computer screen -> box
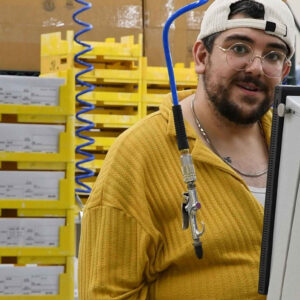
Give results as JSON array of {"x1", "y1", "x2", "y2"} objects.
[{"x1": 259, "y1": 85, "x2": 300, "y2": 299}]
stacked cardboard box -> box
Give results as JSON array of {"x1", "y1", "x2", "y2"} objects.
[{"x1": 0, "y1": 0, "x2": 210, "y2": 71}]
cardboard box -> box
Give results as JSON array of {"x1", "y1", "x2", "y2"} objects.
[
  {"x1": 0, "y1": 0, "x2": 214, "y2": 70},
  {"x1": 0, "y1": 0, "x2": 143, "y2": 71},
  {"x1": 144, "y1": 0, "x2": 210, "y2": 30},
  {"x1": 143, "y1": 0, "x2": 209, "y2": 66},
  {"x1": 144, "y1": 27, "x2": 199, "y2": 67}
]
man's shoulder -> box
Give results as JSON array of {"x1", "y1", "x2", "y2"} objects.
[{"x1": 113, "y1": 108, "x2": 169, "y2": 150}]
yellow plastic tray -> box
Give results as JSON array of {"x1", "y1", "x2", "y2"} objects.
[
  {"x1": 75, "y1": 175, "x2": 97, "y2": 193},
  {"x1": 0, "y1": 70, "x2": 75, "y2": 120},
  {"x1": 75, "y1": 88, "x2": 141, "y2": 106},
  {"x1": 41, "y1": 31, "x2": 142, "y2": 59},
  {"x1": 0, "y1": 256, "x2": 74, "y2": 300},
  {"x1": 75, "y1": 68, "x2": 142, "y2": 84},
  {"x1": 76, "y1": 107, "x2": 140, "y2": 128},
  {"x1": 76, "y1": 153, "x2": 105, "y2": 172},
  {"x1": 0, "y1": 163, "x2": 75, "y2": 210},
  {"x1": 76, "y1": 133, "x2": 117, "y2": 151},
  {"x1": 0, "y1": 210, "x2": 75, "y2": 257},
  {"x1": 0, "y1": 117, "x2": 75, "y2": 163},
  {"x1": 41, "y1": 31, "x2": 142, "y2": 75},
  {"x1": 143, "y1": 59, "x2": 198, "y2": 85}
]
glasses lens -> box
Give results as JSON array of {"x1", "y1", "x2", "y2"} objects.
[
  {"x1": 262, "y1": 51, "x2": 286, "y2": 77},
  {"x1": 226, "y1": 43, "x2": 252, "y2": 71}
]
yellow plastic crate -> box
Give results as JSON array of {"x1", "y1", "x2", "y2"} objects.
[
  {"x1": 42, "y1": 68, "x2": 142, "y2": 87},
  {"x1": 41, "y1": 31, "x2": 142, "y2": 59},
  {"x1": 76, "y1": 107, "x2": 141, "y2": 128},
  {"x1": 40, "y1": 70, "x2": 142, "y2": 107},
  {"x1": 76, "y1": 136, "x2": 116, "y2": 151},
  {"x1": 41, "y1": 31, "x2": 143, "y2": 74},
  {"x1": 75, "y1": 175, "x2": 97, "y2": 193},
  {"x1": 142, "y1": 85, "x2": 169, "y2": 105},
  {"x1": 76, "y1": 130, "x2": 118, "y2": 151},
  {"x1": 0, "y1": 210, "x2": 75, "y2": 257},
  {"x1": 0, "y1": 117, "x2": 75, "y2": 163},
  {"x1": 76, "y1": 153, "x2": 105, "y2": 173},
  {"x1": 0, "y1": 163, "x2": 75, "y2": 210},
  {"x1": 75, "y1": 88, "x2": 141, "y2": 106},
  {"x1": 0, "y1": 256, "x2": 74, "y2": 299},
  {"x1": 0, "y1": 70, "x2": 75, "y2": 121},
  {"x1": 75, "y1": 68, "x2": 142, "y2": 84},
  {"x1": 140, "y1": 103, "x2": 161, "y2": 118},
  {"x1": 144, "y1": 61, "x2": 198, "y2": 86}
]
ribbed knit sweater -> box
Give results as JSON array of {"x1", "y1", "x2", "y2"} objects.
[{"x1": 78, "y1": 90, "x2": 271, "y2": 300}]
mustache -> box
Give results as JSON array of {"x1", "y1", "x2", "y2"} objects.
[{"x1": 231, "y1": 74, "x2": 268, "y2": 91}]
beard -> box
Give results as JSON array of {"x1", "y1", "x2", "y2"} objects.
[{"x1": 203, "y1": 65, "x2": 273, "y2": 125}]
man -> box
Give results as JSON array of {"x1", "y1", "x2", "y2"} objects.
[{"x1": 78, "y1": 0, "x2": 296, "y2": 299}]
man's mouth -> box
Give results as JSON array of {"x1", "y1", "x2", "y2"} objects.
[{"x1": 236, "y1": 82, "x2": 261, "y2": 92}]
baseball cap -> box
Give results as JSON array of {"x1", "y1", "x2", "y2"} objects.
[{"x1": 197, "y1": 0, "x2": 296, "y2": 58}]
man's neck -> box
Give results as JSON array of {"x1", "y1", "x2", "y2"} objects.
[
  {"x1": 181, "y1": 88, "x2": 260, "y2": 140},
  {"x1": 180, "y1": 90, "x2": 269, "y2": 188}
]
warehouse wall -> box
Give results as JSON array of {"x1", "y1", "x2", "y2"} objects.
[
  {"x1": 0, "y1": 0, "x2": 298, "y2": 71},
  {"x1": 0, "y1": 0, "x2": 208, "y2": 71}
]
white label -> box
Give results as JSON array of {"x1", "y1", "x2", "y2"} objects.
[
  {"x1": 0, "y1": 76, "x2": 65, "y2": 106},
  {"x1": 0, "y1": 266, "x2": 64, "y2": 295},
  {"x1": 0, "y1": 123, "x2": 64, "y2": 153},
  {"x1": 0, "y1": 218, "x2": 65, "y2": 247},
  {"x1": 0, "y1": 171, "x2": 64, "y2": 200}
]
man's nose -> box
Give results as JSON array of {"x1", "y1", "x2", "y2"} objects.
[{"x1": 245, "y1": 56, "x2": 264, "y2": 76}]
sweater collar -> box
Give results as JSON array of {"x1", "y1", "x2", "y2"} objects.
[{"x1": 161, "y1": 91, "x2": 273, "y2": 182}]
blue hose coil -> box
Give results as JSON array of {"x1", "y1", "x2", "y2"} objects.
[
  {"x1": 162, "y1": 0, "x2": 209, "y2": 106},
  {"x1": 73, "y1": 0, "x2": 95, "y2": 194}
]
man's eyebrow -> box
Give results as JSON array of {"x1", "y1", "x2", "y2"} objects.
[
  {"x1": 266, "y1": 43, "x2": 288, "y2": 54},
  {"x1": 223, "y1": 34, "x2": 254, "y2": 44}
]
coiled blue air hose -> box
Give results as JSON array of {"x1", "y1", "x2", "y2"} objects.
[
  {"x1": 162, "y1": 0, "x2": 210, "y2": 259},
  {"x1": 72, "y1": 0, "x2": 95, "y2": 195}
]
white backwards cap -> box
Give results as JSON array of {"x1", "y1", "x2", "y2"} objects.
[{"x1": 198, "y1": 0, "x2": 296, "y2": 58}]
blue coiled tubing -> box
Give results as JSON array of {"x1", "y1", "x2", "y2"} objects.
[{"x1": 72, "y1": 0, "x2": 95, "y2": 194}]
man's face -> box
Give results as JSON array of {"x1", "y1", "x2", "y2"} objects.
[{"x1": 202, "y1": 27, "x2": 290, "y2": 125}]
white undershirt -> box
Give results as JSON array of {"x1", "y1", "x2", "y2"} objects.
[{"x1": 248, "y1": 186, "x2": 266, "y2": 207}]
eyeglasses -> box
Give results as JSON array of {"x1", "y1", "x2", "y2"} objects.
[{"x1": 218, "y1": 43, "x2": 291, "y2": 78}]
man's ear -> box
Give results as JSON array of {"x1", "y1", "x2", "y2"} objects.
[{"x1": 193, "y1": 40, "x2": 209, "y2": 75}]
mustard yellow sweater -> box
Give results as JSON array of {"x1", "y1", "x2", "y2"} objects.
[{"x1": 79, "y1": 90, "x2": 271, "y2": 300}]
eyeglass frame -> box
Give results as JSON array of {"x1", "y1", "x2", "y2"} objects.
[{"x1": 217, "y1": 42, "x2": 291, "y2": 78}]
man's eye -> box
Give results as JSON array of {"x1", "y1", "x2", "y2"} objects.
[
  {"x1": 265, "y1": 52, "x2": 284, "y2": 63},
  {"x1": 231, "y1": 44, "x2": 250, "y2": 55}
]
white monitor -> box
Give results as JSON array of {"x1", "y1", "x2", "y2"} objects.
[{"x1": 259, "y1": 85, "x2": 300, "y2": 299}]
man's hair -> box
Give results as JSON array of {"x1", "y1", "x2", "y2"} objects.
[{"x1": 202, "y1": 0, "x2": 265, "y2": 53}]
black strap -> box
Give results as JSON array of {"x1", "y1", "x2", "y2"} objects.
[{"x1": 265, "y1": 21, "x2": 276, "y2": 32}]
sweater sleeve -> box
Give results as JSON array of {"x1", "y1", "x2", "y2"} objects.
[{"x1": 78, "y1": 205, "x2": 156, "y2": 300}]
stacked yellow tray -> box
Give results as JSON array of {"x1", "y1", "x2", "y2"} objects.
[
  {"x1": 41, "y1": 32, "x2": 144, "y2": 202},
  {"x1": 0, "y1": 74, "x2": 76, "y2": 299},
  {"x1": 141, "y1": 58, "x2": 198, "y2": 116},
  {"x1": 40, "y1": 31, "x2": 198, "y2": 200}
]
